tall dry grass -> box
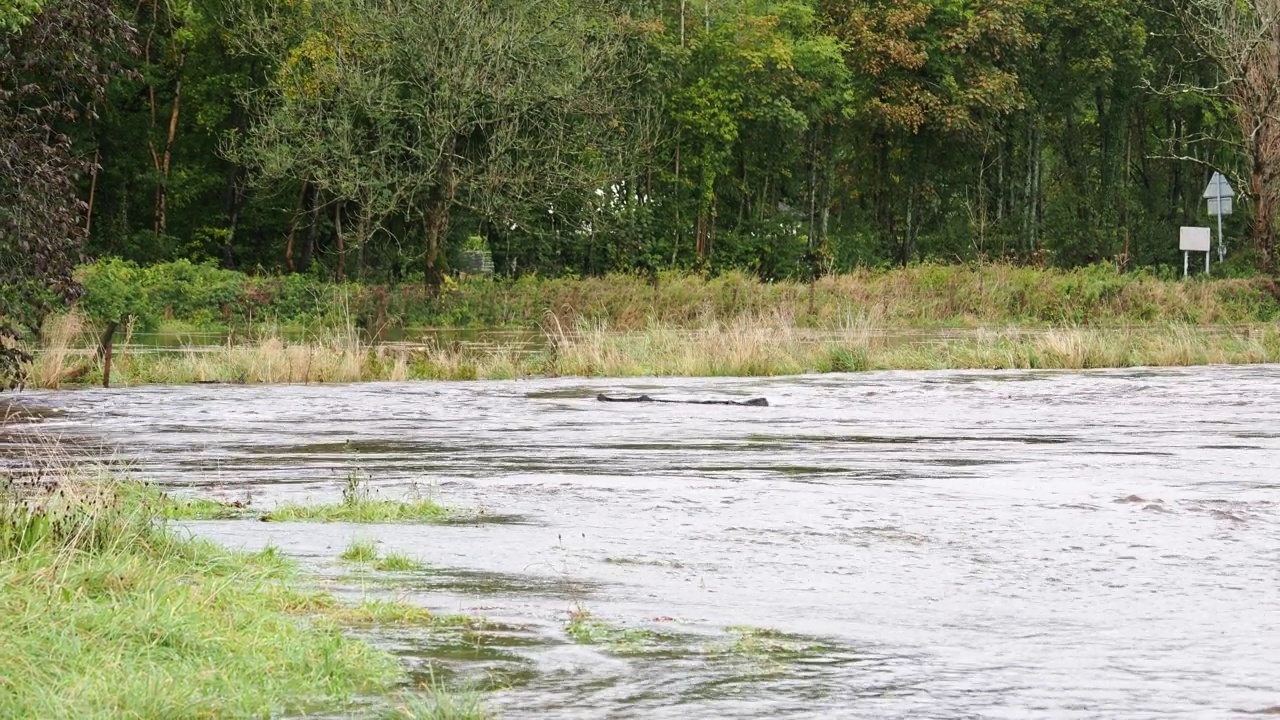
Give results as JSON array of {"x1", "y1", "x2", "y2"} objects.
[
  {"x1": 545, "y1": 317, "x2": 1280, "y2": 377},
  {"x1": 431, "y1": 264, "x2": 1280, "y2": 330},
  {"x1": 29, "y1": 313, "x2": 88, "y2": 389},
  {"x1": 25, "y1": 318, "x2": 1280, "y2": 388},
  {"x1": 23, "y1": 290, "x2": 1280, "y2": 388}
]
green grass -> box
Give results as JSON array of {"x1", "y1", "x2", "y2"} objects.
[
  {"x1": 0, "y1": 481, "x2": 397, "y2": 717},
  {"x1": 376, "y1": 552, "x2": 430, "y2": 572},
  {"x1": 338, "y1": 540, "x2": 430, "y2": 572},
  {"x1": 0, "y1": 466, "x2": 489, "y2": 719},
  {"x1": 261, "y1": 473, "x2": 454, "y2": 524},
  {"x1": 341, "y1": 538, "x2": 381, "y2": 563},
  {"x1": 118, "y1": 482, "x2": 252, "y2": 520},
  {"x1": 263, "y1": 497, "x2": 451, "y2": 523},
  {"x1": 565, "y1": 607, "x2": 664, "y2": 654},
  {"x1": 72, "y1": 259, "x2": 1280, "y2": 332},
  {"x1": 380, "y1": 687, "x2": 490, "y2": 720},
  {"x1": 334, "y1": 600, "x2": 481, "y2": 629}
]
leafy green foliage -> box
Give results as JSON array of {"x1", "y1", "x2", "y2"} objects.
[
  {"x1": 0, "y1": 0, "x2": 134, "y2": 388},
  {"x1": 3, "y1": 0, "x2": 1279, "y2": 364},
  {"x1": 76, "y1": 258, "x2": 156, "y2": 329}
]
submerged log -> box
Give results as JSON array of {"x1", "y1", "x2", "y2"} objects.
[
  {"x1": 596, "y1": 393, "x2": 768, "y2": 407},
  {"x1": 194, "y1": 373, "x2": 248, "y2": 385}
]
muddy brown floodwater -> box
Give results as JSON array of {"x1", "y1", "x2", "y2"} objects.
[{"x1": 8, "y1": 366, "x2": 1280, "y2": 718}]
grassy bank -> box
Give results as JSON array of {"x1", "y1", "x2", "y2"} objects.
[
  {"x1": 20, "y1": 261, "x2": 1280, "y2": 387},
  {"x1": 77, "y1": 259, "x2": 1280, "y2": 333},
  {"x1": 0, "y1": 458, "x2": 485, "y2": 718},
  {"x1": 26, "y1": 316, "x2": 1280, "y2": 388}
]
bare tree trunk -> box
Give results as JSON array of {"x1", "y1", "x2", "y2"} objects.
[
  {"x1": 301, "y1": 196, "x2": 318, "y2": 272},
  {"x1": 99, "y1": 321, "x2": 118, "y2": 389},
  {"x1": 156, "y1": 59, "x2": 185, "y2": 236},
  {"x1": 86, "y1": 149, "x2": 100, "y2": 236},
  {"x1": 1250, "y1": 154, "x2": 1278, "y2": 273},
  {"x1": 1176, "y1": 0, "x2": 1280, "y2": 273},
  {"x1": 357, "y1": 212, "x2": 368, "y2": 280},
  {"x1": 425, "y1": 190, "x2": 449, "y2": 293},
  {"x1": 1032, "y1": 119, "x2": 1042, "y2": 252},
  {"x1": 334, "y1": 202, "x2": 346, "y2": 282},
  {"x1": 145, "y1": 0, "x2": 160, "y2": 234},
  {"x1": 222, "y1": 165, "x2": 243, "y2": 267},
  {"x1": 284, "y1": 181, "x2": 308, "y2": 271},
  {"x1": 1024, "y1": 120, "x2": 1034, "y2": 251},
  {"x1": 695, "y1": 213, "x2": 708, "y2": 261},
  {"x1": 808, "y1": 126, "x2": 819, "y2": 249}
]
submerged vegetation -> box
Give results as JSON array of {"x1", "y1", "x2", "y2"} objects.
[
  {"x1": 0, "y1": 450, "x2": 485, "y2": 718},
  {"x1": 261, "y1": 473, "x2": 451, "y2": 523},
  {"x1": 263, "y1": 498, "x2": 451, "y2": 523},
  {"x1": 564, "y1": 605, "x2": 840, "y2": 682}
]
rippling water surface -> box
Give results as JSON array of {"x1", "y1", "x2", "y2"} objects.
[{"x1": 8, "y1": 366, "x2": 1280, "y2": 718}]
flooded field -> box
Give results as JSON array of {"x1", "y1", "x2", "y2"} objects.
[{"x1": 6, "y1": 366, "x2": 1280, "y2": 718}]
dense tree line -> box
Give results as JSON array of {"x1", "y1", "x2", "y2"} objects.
[{"x1": 3, "y1": 0, "x2": 1280, "y2": 313}]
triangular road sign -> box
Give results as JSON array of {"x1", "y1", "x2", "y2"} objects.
[{"x1": 1203, "y1": 172, "x2": 1234, "y2": 199}]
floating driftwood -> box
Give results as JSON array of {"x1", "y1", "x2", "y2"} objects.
[{"x1": 597, "y1": 393, "x2": 768, "y2": 407}]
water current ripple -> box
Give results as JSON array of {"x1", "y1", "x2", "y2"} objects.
[{"x1": 3, "y1": 365, "x2": 1279, "y2": 718}]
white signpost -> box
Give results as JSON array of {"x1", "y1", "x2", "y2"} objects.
[
  {"x1": 1203, "y1": 171, "x2": 1234, "y2": 262},
  {"x1": 1180, "y1": 226, "x2": 1211, "y2": 278}
]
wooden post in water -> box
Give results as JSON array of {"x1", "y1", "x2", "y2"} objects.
[{"x1": 100, "y1": 321, "x2": 118, "y2": 389}]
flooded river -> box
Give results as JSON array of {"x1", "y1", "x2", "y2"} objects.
[{"x1": 8, "y1": 366, "x2": 1280, "y2": 718}]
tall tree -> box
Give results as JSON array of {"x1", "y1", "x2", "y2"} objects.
[
  {"x1": 0, "y1": 0, "x2": 133, "y2": 388},
  {"x1": 1176, "y1": 0, "x2": 1280, "y2": 273},
  {"x1": 233, "y1": 0, "x2": 653, "y2": 289}
]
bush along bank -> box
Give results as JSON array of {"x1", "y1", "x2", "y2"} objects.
[{"x1": 71, "y1": 259, "x2": 1280, "y2": 334}]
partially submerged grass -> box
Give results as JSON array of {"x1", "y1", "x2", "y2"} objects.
[
  {"x1": 341, "y1": 537, "x2": 381, "y2": 563},
  {"x1": 265, "y1": 497, "x2": 451, "y2": 523},
  {"x1": 263, "y1": 471, "x2": 452, "y2": 524},
  {"x1": 376, "y1": 552, "x2": 430, "y2": 572},
  {"x1": 0, "y1": 440, "x2": 488, "y2": 718},
  {"x1": 565, "y1": 606, "x2": 665, "y2": 655},
  {"x1": 117, "y1": 482, "x2": 253, "y2": 520},
  {"x1": 563, "y1": 606, "x2": 840, "y2": 685},
  {"x1": 380, "y1": 685, "x2": 491, "y2": 720},
  {"x1": 338, "y1": 538, "x2": 431, "y2": 573},
  {"x1": 549, "y1": 317, "x2": 1280, "y2": 377}
]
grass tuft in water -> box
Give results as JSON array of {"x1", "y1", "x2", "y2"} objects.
[
  {"x1": 262, "y1": 472, "x2": 451, "y2": 524},
  {"x1": 265, "y1": 498, "x2": 450, "y2": 523},
  {"x1": 565, "y1": 605, "x2": 663, "y2": 654},
  {"x1": 130, "y1": 485, "x2": 252, "y2": 520},
  {"x1": 330, "y1": 600, "x2": 482, "y2": 629},
  {"x1": 381, "y1": 685, "x2": 490, "y2": 720},
  {"x1": 375, "y1": 552, "x2": 429, "y2": 572},
  {"x1": 340, "y1": 538, "x2": 380, "y2": 563}
]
